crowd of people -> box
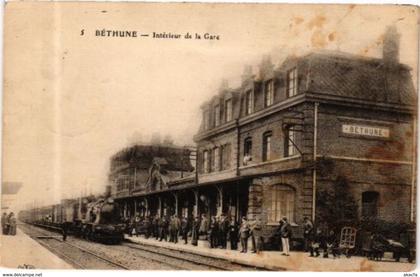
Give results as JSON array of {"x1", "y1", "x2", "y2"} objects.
[
  {"x1": 123, "y1": 213, "x2": 294, "y2": 256},
  {"x1": 1, "y1": 212, "x2": 17, "y2": 236},
  {"x1": 123, "y1": 213, "x2": 359, "y2": 259}
]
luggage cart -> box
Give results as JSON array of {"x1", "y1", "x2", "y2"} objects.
[{"x1": 339, "y1": 227, "x2": 357, "y2": 258}]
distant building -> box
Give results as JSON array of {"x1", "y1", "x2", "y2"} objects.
[
  {"x1": 2, "y1": 182, "x2": 23, "y2": 212},
  {"x1": 109, "y1": 144, "x2": 196, "y2": 218}
]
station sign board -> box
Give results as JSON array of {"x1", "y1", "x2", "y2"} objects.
[{"x1": 342, "y1": 124, "x2": 390, "y2": 138}]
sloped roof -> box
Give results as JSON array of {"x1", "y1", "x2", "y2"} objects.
[
  {"x1": 2, "y1": 182, "x2": 23, "y2": 195},
  {"x1": 111, "y1": 145, "x2": 194, "y2": 172},
  {"x1": 303, "y1": 51, "x2": 416, "y2": 106}
]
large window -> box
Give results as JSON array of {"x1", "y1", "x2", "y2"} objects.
[
  {"x1": 285, "y1": 127, "x2": 297, "y2": 157},
  {"x1": 246, "y1": 90, "x2": 254, "y2": 115},
  {"x1": 203, "y1": 110, "x2": 210, "y2": 130},
  {"x1": 287, "y1": 68, "x2": 298, "y2": 97},
  {"x1": 362, "y1": 191, "x2": 379, "y2": 218},
  {"x1": 214, "y1": 105, "x2": 220, "y2": 127},
  {"x1": 264, "y1": 80, "x2": 274, "y2": 107},
  {"x1": 262, "y1": 131, "x2": 272, "y2": 162},
  {"x1": 203, "y1": 150, "x2": 209, "y2": 173},
  {"x1": 221, "y1": 144, "x2": 231, "y2": 170},
  {"x1": 213, "y1": 147, "x2": 220, "y2": 171},
  {"x1": 243, "y1": 137, "x2": 253, "y2": 165},
  {"x1": 271, "y1": 185, "x2": 295, "y2": 223},
  {"x1": 225, "y1": 99, "x2": 233, "y2": 122}
]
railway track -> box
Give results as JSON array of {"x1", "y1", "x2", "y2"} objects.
[
  {"x1": 21, "y1": 223, "x2": 263, "y2": 270},
  {"x1": 123, "y1": 241, "x2": 263, "y2": 271},
  {"x1": 20, "y1": 224, "x2": 129, "y2": 270}
]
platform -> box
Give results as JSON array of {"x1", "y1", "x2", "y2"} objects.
[
  {"x1": 0, "y1": 225, "x2": 73, "y2": 269},
  {"x1": 125, "y1": 235, "x2": 416, "y2": 271}
]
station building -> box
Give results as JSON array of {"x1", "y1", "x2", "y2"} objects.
[{"x1": 111, "y1": 26, "x2": 416, "y2": 240}]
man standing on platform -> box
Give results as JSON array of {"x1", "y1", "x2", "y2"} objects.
[
  {"x1": 199, "y1": 213, "x2": 209, "y2": 239},
  {"x1": 153, "y1": 215, "x2": 160, "y2": 240},
  {"x1": 208, "y1": 216, "x2": 218, "y2": 248},
  {"x1": 172, "y1": 215, "x2": 181, "y2": 243},
  {"x1": 280, "y1": 217, "x2": 292, "y2": 256},
  {"x1": 180, "y1": 216, "x2": 189, "y2": 244},
  {"x1": 228, "y1": 217, "x2": 239, "y2": 250},
  {"x1": 303, "y1": 217, "x2": 314, "y2": 252},
  {"x1": 250, "y1": 217, "x2": 263, "y2": 253},
  {"x1": 239, "y1": 217, "x2": 250, "y2": 253},
  {"x1": 191, "y1": 216, "x2": 200, "y2": 246},
  {"x1": 1, "y1": 212, "x2": 7, "y2": 235},
  {"x1": 159, "y1": 215, "x2": 168, "y2": 241},
  {"x1": 218, "y1": 214, "x2": 229, "y2": 249},
  {"x1": 62, "y1": 221, "x2": 69, "y2": 241},
  {"x1": 8, "y1": 212, "x2": 16, "y2": 236}
]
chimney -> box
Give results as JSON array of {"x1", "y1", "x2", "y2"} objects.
[
  {"x1": 219, "y1": 79, "x2": 229, "y2": 91},
  {"x1": 241, "y1": 65, "x2": 253, "y2": 83},
  {"x1": 383, "y1": 25, "x2": 400, "y2": 67},
  {"x1": 259, "y1": 55, "x2": 274, "y2": 79}
]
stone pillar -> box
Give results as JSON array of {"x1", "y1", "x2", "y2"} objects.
[
  {"x1": 248, "y1": 179, "x2": 263, "y2": 220},
  {"x1": 193, "y1": 190, "x2": 199, "y2": 217},
  {"x1": 145, "y1": 198, "x2": 149, "y2": 216},
  {"x1": 216, "y1": 186, "x2": 223, "y2": 216},
  {"x1": 173, "y1": 192, "x2": 179, "y2": 216},
  {"x1": 158, "y1": 196, "x2": 162, "y2": 217},
  {"x1": 134, "y1": 199, "x2": 137, "y2": 216}
]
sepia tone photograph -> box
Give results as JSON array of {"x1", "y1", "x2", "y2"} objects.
[{"x1": 1, "y1": 2, "x2": 418, "y2": 272}]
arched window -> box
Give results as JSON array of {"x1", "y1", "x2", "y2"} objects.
[
  {"x1": 362, "y1": 191, "x2": 379, "y2": 218},
  {"x1": 262, "y1": 131, "x2": 272, "y2": 161},
  {"x1": 203, "y1": 150, "x2": 209, "y2": 173},
  {"x1": 243, "y1": 137, "x2": 252, "y2": 165},
  {"x1": 270, "y1": 184, "x2": 295, "y2": 223},
  {"x1": 284, "y1": 125, "x2": 297, "y2": 157}
]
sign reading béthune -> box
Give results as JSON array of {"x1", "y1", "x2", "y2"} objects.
[{"x1": 342, "y1": 124, "x2": 390, "y2": 138}]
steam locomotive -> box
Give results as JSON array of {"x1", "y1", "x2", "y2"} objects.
[{"x1": 18, "y1": 196, "x2": 125, "y2": 244}]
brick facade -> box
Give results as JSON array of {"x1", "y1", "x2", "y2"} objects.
[{"x1": 193, "y1": 30, "x2": 416, "y2": 240}]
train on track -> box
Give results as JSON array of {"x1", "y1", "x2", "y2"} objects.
[{"x1": 18, "y1": 194, "x2": 125, "y2": 244}]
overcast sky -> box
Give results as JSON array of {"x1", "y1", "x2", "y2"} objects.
[{"x1": 3, "y1": 3, "x2": 418, "y2": 210}]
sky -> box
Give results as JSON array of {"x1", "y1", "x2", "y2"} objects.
[{"x1": 2, "y1": 3, "x2": 418, "y2": 210}]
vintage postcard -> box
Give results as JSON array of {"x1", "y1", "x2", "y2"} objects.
[{"x1": 1, "y1": 2, "x2": 418, "y2": 272}]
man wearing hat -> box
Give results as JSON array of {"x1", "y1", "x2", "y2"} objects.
[{"x1": 280, "y1": 217, "x2": 292, "y2": 256}]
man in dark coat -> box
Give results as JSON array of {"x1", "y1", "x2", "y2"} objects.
[
  {"x1": 239, "y1": 217, "x2": 250, "y2": 253},
  {"x1": 280, "y1": 217, "x2": 292, "y2": 256},
  {"x1": 143, "y1": 216, "x2": 151, "y2": 239},
  {"x1": 218, "y1": 214, "x2": 229, "y2": 249},
  {"x1": 159, "y1": 216, "x2": 168, "y2": 241},
  {"x1": 1, "y1": 212, "x2": 8, "y2": 235},
  {"x1": 208, "y1": 216, "x2": 219, "y2": 248},
  {"x1": 8, "y1": 212, "x2": 16, "y2": 236},
  {"x1": 153, "y1": 215, "x2": 160, "y2": 240},
  {"x1": 303, "y1": 217, "x2": 314, "y2": 252},
  {"x1": 62, "y1": 221, "x2": 69, "y2": 241},
  {"x1": 324, "y1": 230, "x2": 338, "y2": 258},
  {"x1": 168, "y1": 216, "x2": 174, "y2": 242},
  {"x1": 309, "y1": 228, "x2": 322, "y2": 257},
  {"x1": 250, "y1": 217, "x2": 263, "y2": 253},
  {"x1": 199, "y1": 214, "x2": 209, "y2": 239},
  {"x1": 180, "y1": 216, "x2": 190, "y2": 244},
  {"x1": 171, "y1": 215, "x2": 181, "y2": 243},
  {"x1": 191, "y1": 216, "x2": 200, "y2": 246},
  {"x1": 228, "y1": 218, "x2": 239, "y2": 250}
]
